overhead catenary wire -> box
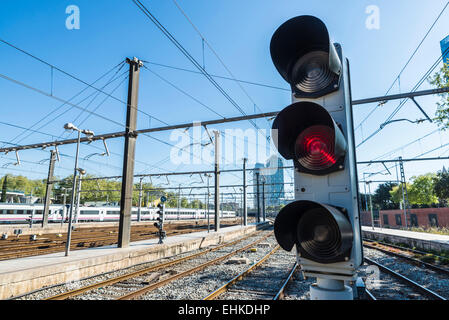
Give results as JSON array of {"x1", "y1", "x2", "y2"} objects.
[
  {"x1": 1, "y1": 29, "x2": 263, "y2": 183},
  {"x1": 142, "y1": 65, "x2": 267, "y2": 166},
  {"x1": 131, "y1": 0, "x2": 259, "y2": 130},
  {"x1": 171, "y1": 0, "x2": 267, "y2": 118},
  {"x1": 361, "y1": 140, "x2": 449, "y2": 179},
  {"x1": 356, "y1": 46, "x2": 449, "y2": 148},
  {"x1": 143, "y1": 60, "x2": 290, "y2": 92},
  {"x1": 0, "y1": 72, "x2": 127, "y2": 129},
  {"x1": 355, "y1": 1, "x2": 449, "y2": 132},
  {"x1": 0, "y1": 39, "x2": 169, "y2": 132},
  {"x1": 64, "y1": 63, "x2": 128, "y2": 132},
  {"x1": 0, "y1": 71, "x2": 238, "y2": 180},
  {"x1": 0, "y1": 63, "x2": 178, "y2": 176},
  {"x1": 0, "y1": 61, "x2": 127, "y2": 149},
  {"x1": 26, "y1": 70, "x2": 129, "y2": 143}
]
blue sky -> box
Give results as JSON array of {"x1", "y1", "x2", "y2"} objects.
[{"x1": 0, "y1": 0, "x2": 449, "y2": 200}]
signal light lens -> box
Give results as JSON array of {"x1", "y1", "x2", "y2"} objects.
[
  {"x1": 274, "y1": 200, "x2": 353, "y2": 263},
  {"x1": 295, "y1": 125, "x2": 336, "y2": 171},
  {"x1": 297, "y1": 207, "x2": 342, "y2": 263},
  {"x1": 291, "y1": 51, "x2": 338, "y2": 94}
]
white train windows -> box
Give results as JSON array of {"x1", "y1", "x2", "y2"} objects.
[{"x1": 80, "y1": 210, "x2": 99, "y2": 215}]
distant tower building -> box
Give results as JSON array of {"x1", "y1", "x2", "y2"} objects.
[
  {"x1": 441, "y1": 35, "x2": 449, "y2": 64},
  {"x1": 264, "y1": 155, "x2": 284, "y2": 207},
  {"x1": 252, "y1": 163, "x2": 264, "y2": 209}
]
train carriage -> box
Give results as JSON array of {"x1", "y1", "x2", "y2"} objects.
[{"x1": 0, "y1": 203, "x2": 236, "y2": 224}]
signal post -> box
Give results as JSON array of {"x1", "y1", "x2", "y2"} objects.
[{"x1": 270, "y1": 16, "x2": 363, "y2": 300}]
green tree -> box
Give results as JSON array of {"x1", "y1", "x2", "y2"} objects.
[
  {"x1": 390, "y1": 174, "x2": 438, "y2": 207},
  {"x1": 390, "y1": 183, "x2": 411, "y2": 205},
  {"x1": 0, "y1": 174, "x2": 46, "y2": 199},
  {"x1": 408, "y1": 173, "x2": 438, "y2": 205},
  {"x1": 429, "y1": 61, "x2": 449, "y2": 128},
  {"x1": 433, "y1": 170, "x2": 449, "y2": 201},
  {"x1": 372, "y1": 182, "x2": 397, "y2": 209}
]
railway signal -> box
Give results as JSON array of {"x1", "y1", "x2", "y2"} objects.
[
  {"x1": 154, "y1": 196, "x2": 167, "y2": 244},
  {"x1": 270, "y1": 15, "x2": 362, "y2": 300}
]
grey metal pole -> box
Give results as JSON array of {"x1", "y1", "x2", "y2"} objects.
[
  {"x1": 42, "y1": 150, "x2": 56, "y2": 227},
  {"x1": 61, "y1": 189, "x2": 66, "y2": 226},
  {"x1": 399, "y1": 157, "x2": 410, "y2": 229},
  {"x1": 243, "y1": 158, "x2": 247, "y2": 226},
  {"x1": 206, "y1": 174, "x2": 210, "y2": 233},
  {"x1": 214, "y1": 131, "x2": 220, "y2": 232},
  {"x1": 65, "y1": 130, "x2": 81, "y2": 257},
  {"x1": 256, "y1": 172, "x2": 260, "y2": 223},
  {"x1": 177, "y1": 184, "x2": 181, "y2": 220},
  {"x1": 363, "y1": 173, "x2": 369, "y2": 212},
  {"x1": 367, "y1": 182, "x2": 374, "y2": 230},
  {"x1": 262, "y1": 178, "x2": 266, "y2": 222},
  {"x1": 137, "y1": 177, "x2": 143, "y2": 222},
  {"x1": 118, "y1": 57, "x2": 142, "y2": 248},
  {"x1": 30, "y1": 209, "x2": 34, "y2": 228},
  {"x1": 241, "y1": 190, "x2": 243, "y2": 226},
  {"x1": 204, "y1": 192, "x2": 207, "y2": 224},
  {"x1": 74, "y1": 174, "x2": 82, "y2": 224}
]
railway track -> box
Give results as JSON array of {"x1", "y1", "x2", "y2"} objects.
[
  {"x1": 363, "y1": 239, "x2": 449, "y2": 267},
  {"x1": 363, "y1": 241, "x2": 449, "y2": 299},
  {"x1": 0, "y1": 220, "x2": 241, "y2": 261},
  {"x1": 27, "y1": 228, "x2": 271, "y2": 300},
  {"x1": 363, "y1": 241, "x2": 449, "y2": 276},
  {"x1": 203, "y1": 246, "x2": 299, "y2": 300},
  {"x1": 116, "y1": 232, "x2": 274, "y2": 300},
  {"x1": 363, "y1": 257, "x2": 446, "y2": 300}
]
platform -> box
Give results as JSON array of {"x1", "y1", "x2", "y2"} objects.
[
  {"x1": 0, "y1": 222, "x2": 269, "y2": 299},
  {"x1": 362, "y1": 226, "x2": 449, "y2": 253}
]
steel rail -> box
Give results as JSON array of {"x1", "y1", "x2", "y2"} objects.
[
  {"x1": 363, "y1": 242, "x2": 449, "y2": 276},
  {"x1": 116, "y1": 232, "x2": 273, "y2": 300},
  {"x1": 1, "y1": 221, "x2": 238, "y2": 261},
  {"x1": 363, "y1": 238, "x2": 449, "y2": 263},
  {"x1": 202, "y1": 245, "x2": 280, "y2": 300},
  {"x1": 44, "y1": 229, "x2": 268, "y2": 300},
  {"x1": 273, "y1": 262, "x2": 299, "y2": 300},
  {"x1": 0, "y1": 229, "x2": 194, "y2": 261},
  {"x1": 365, "y1": 288, "x2": 377, "y2": 300},
  {"x1": 364, "y1": 257, "x2": 447, "y2": 300}
]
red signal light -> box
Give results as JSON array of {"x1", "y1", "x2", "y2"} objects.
[{"x1": 295, "y1": 125, "x2": 337, "y2": 171}]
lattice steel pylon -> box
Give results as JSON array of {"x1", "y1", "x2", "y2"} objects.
[{"x1": 399, "y1": 157, "x2": 410, "y2": 228}]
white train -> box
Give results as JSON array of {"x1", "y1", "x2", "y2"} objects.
[{"x1": 0, "y1": 203, "x2": 237, "y2": 224}]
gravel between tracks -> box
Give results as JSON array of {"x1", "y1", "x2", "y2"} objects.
[
  {"x1": 363, "y1": 247, "x2": 449, "y2": 299},
  {"x1": 136, "y1": 236, "x2": 279, "y2": 300},
  {"x1": 16, "y1": 229, "x2": 271, "y2": 300},
  {"x1": 216, "y1": 248, "x2": 297, "y2": 300}
]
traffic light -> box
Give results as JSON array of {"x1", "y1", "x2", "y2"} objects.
[
  {"x1": 270, "y1": 15, "x2": 362, "y2": 300},
  {"x1": 154, "y1": 197, "x2": 166, "y2": 244}
]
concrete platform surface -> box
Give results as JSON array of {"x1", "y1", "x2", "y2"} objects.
[
  {"x1": 0, "y1": 222, "x2": 268, "y2": 299},
  {"x1": 362, "y1": 226, "x2": 449, "y2": 252}
]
